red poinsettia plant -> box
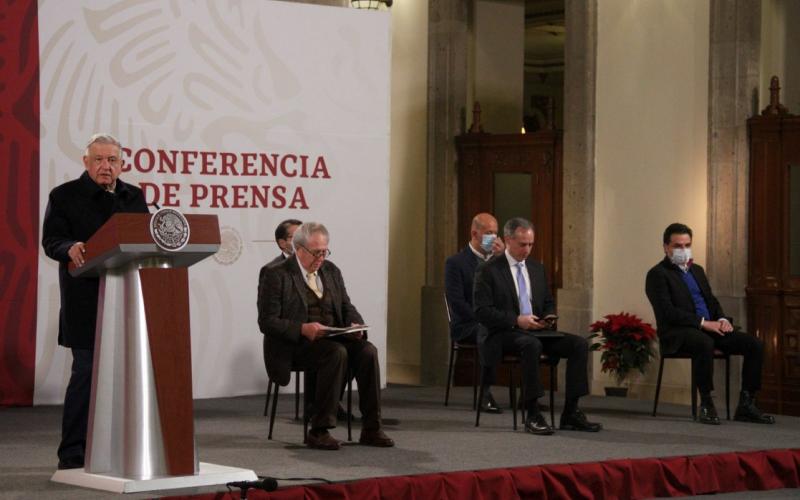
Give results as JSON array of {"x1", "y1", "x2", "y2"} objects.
[{"x1": 588, "y1": 312, "x2": 657, "y2": 385}]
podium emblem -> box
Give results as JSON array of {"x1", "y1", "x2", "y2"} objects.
[
  {"x1": 150, "y1": 208, "x2": 190, "y2": 251},
  {"x1": 213, "y1": 226, "x2": 243, "y2": 265}
]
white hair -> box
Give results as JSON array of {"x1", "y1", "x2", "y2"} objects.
[
  {"x1": 84, "y1": 133, "x2": 122, "y2": 156},
  {"x1": 292, "y1": 222, "x2": 330, "y2": 251}
]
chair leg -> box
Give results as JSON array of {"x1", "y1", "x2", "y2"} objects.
[
  {"x1": 508, "y1": 376, "x2": 514, "y2": 411},
  {"x1": 549, "y1": 362, "x2": 556, "y2": 428},
  {"x1": 268, "y1": 382, "x2": 280, "y2": 440},
  {"x1": 264, "y1": 379, "x2": 272, "y2": 417},
  {"x1": 294, "y1": 371, "x2": 301, "y2": 421},
  {"x1": 475, "y1": 375, "x2": 485, "y2": 427},
  {"x1": 472, "y1": 349, "x2": 480, "y2": 411},
  {"x1": 652, "y1": 356, "x2": 666, "y2": 417},
  {"x1": 520, "y1": 369, "x2": 527, "y2": 423},
  {"x1": 690, "y1": 359, "x2": 697, "y2": 421},
  {"x1": 303, "y1": 372, "x2": 310, "y2": 443},
  {"x1": 510, "y1": 366, "x2": 517, "y2": 431},
  {"x1": 347, "y1": 370, "x2": 353, "y2": 442},
  {"x1": 444, "y1": 343, "x2": 456, "y2": 406},
  {"x1": 725, "y1": 356, "x2": 731, "y2": 420}
]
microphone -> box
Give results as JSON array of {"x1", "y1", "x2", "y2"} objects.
[{"x1": 227, "y1": 477, "x2": 278, "y2": 498}]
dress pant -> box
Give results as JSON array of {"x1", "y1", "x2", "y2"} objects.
[
  {"x1": 481, "y1": 330, "x2": 590, "y2": 403},
  {"x1": 57, "y1": 348, "x2": 93, "y2": 462},
  {"x1": 659, "y1": 328, "x2": 763, "y2": 394},
  {"x1": 294, "y1": 337, "x2": 382, "y2": 431}
]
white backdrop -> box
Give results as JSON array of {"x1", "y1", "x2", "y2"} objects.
[{"x1": 34, "y1": 0, "x2": 391, "y2": 403}]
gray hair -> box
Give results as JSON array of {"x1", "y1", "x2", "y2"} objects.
[
  {"x1": 84, "y1": 133, "x2": 122, "y2": 156},
  {"x1": 503, "y1": 217, "x2": 535, "y2": 237},
  {"x1": 293, "y1": 222, "x2": 330, "y2": 251}
]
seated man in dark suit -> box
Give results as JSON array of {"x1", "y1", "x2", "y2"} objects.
[
  {"x1": 266, "y1": 218, "x2": 302, "y2": 268},
  {"x1": 645, "y1": 222, "x2": 775, "y2": 425},
  {"x1": 445, "y1": 213, "x2": 505, "y2": 412},
  {"x1": 473, "y1": 217, "x2": 601, "y2": 435},
  {"x1": 257, "y1": 222, "x2": 394, "y2": 449}
]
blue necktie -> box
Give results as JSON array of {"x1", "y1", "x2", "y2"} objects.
[{"x1": 516, "y1": 262, "x2": 532, "y2": 315}]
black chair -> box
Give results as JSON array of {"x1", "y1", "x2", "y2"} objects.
[
  {"x1": 263, "y1": 370, "x2": 301, "y2": 421},
  {"x1": 652, "y1": 347, "x2": 731, "y2": 420},
  {"x1": 443, "y1": 295, "x2": 479, "y2": 409},
  {"x1": 266, "y1": 364, "x2": 354, "y2": 442},
  {"x1": 475, "y1": 353, "x2": 558, "y2": 430}
]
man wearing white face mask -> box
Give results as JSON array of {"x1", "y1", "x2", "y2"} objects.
[
  {"x1": 646, "y1": 223, "x2": 774, "y2": 425},
  {"x1": 445, "y1": 213, "x2": 505, "y2": 412}
]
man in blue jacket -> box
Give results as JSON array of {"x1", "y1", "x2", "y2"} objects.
[{"x1": 646, "y1": 222, "x2": 774, "y2": 425}]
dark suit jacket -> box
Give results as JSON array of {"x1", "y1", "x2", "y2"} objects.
[
  {"x1": 257, "y1": 257, "x2": 363, "y2": 386},
  {"x1": 473, "y1": 254, "x2": 555, "y2": 367},
  {"x1": 42, "y1": 172, "x2": 148, "y2": 349},
  {"x1": 266, "y1": 253, "x2": 286, "y2": 268},
  {"x1": 444, "y1": 245, "x2": 484, "y2": 340},
  {"x1": 645, "y1": 256, "x2": 730, "y2": 355}
]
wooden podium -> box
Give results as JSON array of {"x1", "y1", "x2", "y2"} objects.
[{"x1": 51, "y1": 212, "x2": 256, "y2": 493}]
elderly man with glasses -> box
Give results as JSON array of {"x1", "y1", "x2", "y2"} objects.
[
  {"x1": 42, "y1": 133, "x2": 149, "y2": 470},
  {"x1": 257, "y1": 222, "x2": 394, "y2": 450}
]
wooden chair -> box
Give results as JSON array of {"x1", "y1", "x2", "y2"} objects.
[
  {"x1": 652, "y1": 347, "x2": 731, "y2": 420},
  {"x1": 443, "y1": 295, "x2": 479, "y2": 409}
]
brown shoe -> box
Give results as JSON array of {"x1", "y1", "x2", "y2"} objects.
[
  {"x1": 306, "y1": 429, "x2": 341, "y2": 450},
  {"x1": 359, "y1": 429, "x2": 394, "y2": 447}
]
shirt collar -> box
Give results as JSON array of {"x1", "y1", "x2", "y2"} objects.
[
  {"x1": 468, "y1": 242, "x2": 490, "y2": 261},
  {"x1": 296, "y1": 255, "x2": 311, "y2": 275},
  {"x1": 505, "y1": 249, "x2": 524, "y2": 267}
]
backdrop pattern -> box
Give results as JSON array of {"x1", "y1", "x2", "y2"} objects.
[
  {"x1": 30, "y1": 0, "x2": 390, "y2": 404},
  {"x1": 0, "y1": 0, "x2": 39, "y2": 406}
]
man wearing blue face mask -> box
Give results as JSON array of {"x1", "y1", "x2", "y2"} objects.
[
  {"x1": 646, "y1": 223, "x2": 774, "y2": 425},
  {"x1": 445, "y1": 213, "x2": 505, "y2": 412}
]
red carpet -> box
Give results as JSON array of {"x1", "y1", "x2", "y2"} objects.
[{"x1": 172, "y1": 448, "x2": 799, "y2": 499}]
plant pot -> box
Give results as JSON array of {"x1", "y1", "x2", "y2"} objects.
[{"x1": 604, "y1": 386, "x2": 628, "y2": 398}]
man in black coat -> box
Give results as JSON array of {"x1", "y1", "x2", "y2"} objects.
[
  {"x1": 257, "y1": 222, "x2": 393, "y2": 450},
  {"x1": 444, "y1": 212, "x2": 505, "y2": 412},
  {"x1": 42, "y1": 133, "x2": 149, "y2": 469},
  {"x1": 645, "y1": 222, "x2": 774, "y2": 425},
  {"x1": 473, "y1": 217, "x2": 601, "y2": 435},
  {"x1": 265, "y1": 218, "x2": 302, "y2": 268}
]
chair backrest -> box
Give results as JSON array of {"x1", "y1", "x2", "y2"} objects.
[{"x1": 443, "y1": 293, "x2": 452, "y2": 324}]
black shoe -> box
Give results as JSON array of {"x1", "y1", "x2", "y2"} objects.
[
  {"x1": 479, "y1": 392, "x2": 503, "y2": 414},
  {"x1": 524, "y1": 412, "x2": 554, "y2": 435},
  {"x1": 734, "y1": 391, "x2": 775, "y2": 424},
  {"x1": 698, "y1": 401, "x2": 721, "y2": 425},
  {"x1": 57, "y1": 456, "x2": 84, "y2": 470},
  {"x1": 560, "y1": 408, "x2": 602, "y2": 432}
]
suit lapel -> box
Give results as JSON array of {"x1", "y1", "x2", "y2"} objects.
[
  {"x1": 287, "y1": 258, "x2": 309, "y2": 308},
  {"x1": 500, "y1": 255, "x2": 520, "y2": 314},
  {"x1": 319, "y1": 264, "x2": 343, "y2": 325}
]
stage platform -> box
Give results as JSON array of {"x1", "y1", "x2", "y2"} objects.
[{"x1": 1, "y1": 385, "x2": 799, "y2": 499}]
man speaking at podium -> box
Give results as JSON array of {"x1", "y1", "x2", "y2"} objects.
[
  {"x1": 258, "y1": 222, "x2": 394, "y2": 450},
  {"x1": 42, "y1": 133, "x2": 148, "y2": 470}
]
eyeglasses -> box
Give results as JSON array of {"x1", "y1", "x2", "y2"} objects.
[
  {"x1": 298, "y1": 243, "x2": 331, "y2": 259},
  {"x1": 92, "y1": 156, "x2": 121, "y2": 166}
]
